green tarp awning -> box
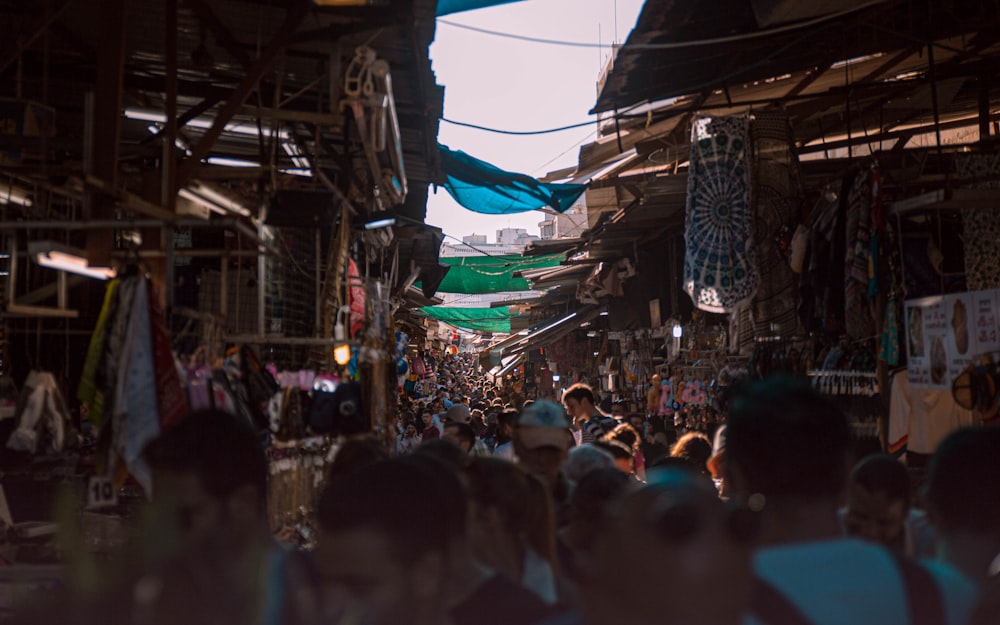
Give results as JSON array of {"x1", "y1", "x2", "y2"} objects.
[
  {"x1": 419, "y1": 305, "x2": 524, "y2": 333},
  {"x1": 439, "y1": 145, "x2": 588, "y2": 215},
  {"x1": 419, "y1": 253, "x2": 563, "y2": 294}
]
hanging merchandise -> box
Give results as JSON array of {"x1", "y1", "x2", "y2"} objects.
[
  {"x1": 844, "y1": 166, "x2": 879, "y2": 340},
  {"x1": 7, "y1": 371, "x2": 69, "y2": 454},
  {"x1": 684, "y1": 115, "x2": 758, "y2": 313},
  {"x1": 110, "y1": 277, "x2": 161, "y2": 495},
  {"x1": 77, "y1": 280, "x2": 119, "y2": 427},
  {"x1": 77, "y1": 274, "x2": 193, "y2": 495},
  {"x1": 148, "y1": 282, "x2": 187, "y2": 430},
  {"x1": 799, "y1": 178, "x2": 848, "y2": 335},
  {"x1": 955, "y1": 152, "x2": 1000, "y2": 291},
  {"x1": 348, "y1": 259, "x2": 366, "y2": 338},
  {"x1": 748, "y1": 109, "x2": 802, "y2": 338}
]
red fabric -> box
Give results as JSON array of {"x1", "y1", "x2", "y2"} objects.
[
  {"x1": 147, "y1": 280, "x2": 187, "y2": 429},
  {"x1": 348, "y1": 259, "x2": 366, "y2": 339}
]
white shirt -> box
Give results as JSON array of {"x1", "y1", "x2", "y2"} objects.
[{"x1": 888, "y1": 371, "x2": 974, "y2": 456}]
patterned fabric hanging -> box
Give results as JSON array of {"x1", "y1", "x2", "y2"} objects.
[
  {"x1": 684, "y1": 115, "x2": 758, "y2": 313},
  {"x1": 748, "y1": 109, "x2": 802, "y2": 338},
  {"x1": 955, "y1": 153, "x2": 1000, "y2": 291}
]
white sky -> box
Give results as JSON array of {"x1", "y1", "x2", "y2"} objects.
[{"x1": 426, "y1": 0, "x2": 646, "y2": 242}]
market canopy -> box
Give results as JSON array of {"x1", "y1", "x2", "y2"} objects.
[
  {"x1": 439, "y1": 145, "x2": 588, "y2": 215},
  {"x1": 419, "y1": 305, "x2": 525, "y2": 333},
  {"x1": 436, "y1": 0, "x2": 524, "y2": 15},
  {"x1": 420, "y1": 253, "x2": 564, "y2": 294}
]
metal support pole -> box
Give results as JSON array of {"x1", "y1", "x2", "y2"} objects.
[
  {"x1": 56, "y1": 271, "x2": 66, "y2": 310},
  {"x1": 258, "y1": 222, "x2": 266, "y2": 337},
  {"x1": 315, "y1": 229, "x2": 321, "y2": 330},
  {"x1": 163, "y1": 0, "x2": 179, "y2": 309}
]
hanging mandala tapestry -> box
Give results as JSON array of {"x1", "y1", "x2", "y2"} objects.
[{"x1": 684, "y1": 115, "x2": 758, "y2": 313}]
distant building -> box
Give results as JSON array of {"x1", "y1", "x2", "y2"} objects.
[
  {"x1": 496, "y1": 228, "x2": 539, "y2": 246},
  {"x1": 441, "y1": 232, "x2": 526, "y2": 257},
  {"x1": 538, "y1": 201, "x2": 588, "y2": 239}
]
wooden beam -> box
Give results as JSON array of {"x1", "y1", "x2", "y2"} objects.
[
  {"x1": 0, "y1": 0, "x2": 73, "y2": 75},
  {"x1": 175, "y1": 2, "x2": 308, "y2": 189},
  {"x1": 183, "y1": 0, "x2": 253, "y2": 69},
  {"x1": 83, "y1": 0, "x2": 128, "y2": 267}
]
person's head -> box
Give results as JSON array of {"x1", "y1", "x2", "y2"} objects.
[
  {"x1": 442, "y1": 421, "x2": 475, "y2": 453},
  {"x1": 564, "y1": 444, "x2": 617, "y2": 484},
  {"x1": 725, "y1": 376, "x2": 850, "y2": 506},
  {"x1": 513, "y1": 399, "x2": 573, "y2": 484},
  {"x1": 585, "y1": 468, "x2": 755, "y2": 625},
  {"x1": 497, "y1": 409, "x2": 519, "y2": 436},
  {"x1": 413, "y1": 438, "x2": 470, "y2": 472},
  {"x1": 329, "y1": 436, "x2": 390, "y2": 480},
  {"x1": 143, "y1": 410, "x2": 267, "y2": 551},
  {"x1": 844, "y1": 454, "x2": 911, "y2": 547},
  {"x1": 670, "y1": 432, "x2": 713, "y2": 477},
  {"x1": 594, "y1": 440, "x2": 634, "y2": 474},
  {"x1": 611, "y1": 402, "x2": 628, "y2": 420},
  {"x1": 463, "y1": 457, "x2": 555, "y2": 573},
  {"x1": 444, "y1": 403, "x2": 471, "y2": 425},
  {"x1": 421, "y1": 410, "x2": 434, "y2": 426},
  {"x1": 597, "y1": 423, "x2": 641, "y2": 474},
  {"x1": 923, "y1": 426, "x2": 1000, "y2": 579},
  {"x1": 627, "y1": 413, "x2": 646, "y2": 434},
  {"x1": 317, "y1": 460, "x2": 461, "y2": 625},
  {"x1": 566, "y1": 467, "x2": 631, "y2": 550},
  {"x1": 563, "y1": 383, "x2": 597, "y2": 419},
  {"x1": 403, "y1": 421, "x2": 417, "y2": 437}
]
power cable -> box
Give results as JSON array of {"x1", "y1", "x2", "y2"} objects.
[
  {"x1": 437, "y1": 2, "x2": 886, "y2": 50},
  {"x1": 442, "y1": 116, "x2": 597, "y2": 135}
]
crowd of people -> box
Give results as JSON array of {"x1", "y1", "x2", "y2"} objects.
[{"x1": 13, "y1": 354, "x2": 1000, "y2": 625}]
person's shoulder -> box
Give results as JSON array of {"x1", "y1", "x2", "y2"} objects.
[
  {"x1": 920, "y1": 559, "x2": 979, "y2": 625},
  {"x1": 452, "y1": 573, "x2": 559, "y2": 625}
]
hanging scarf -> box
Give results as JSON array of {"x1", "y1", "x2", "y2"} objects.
[
  {"x1": 147, "y1": 281, "x2": 187, "y2": 430},
  {"x1": 77, "y1": 279, "x2": 119, "y2": 427}
]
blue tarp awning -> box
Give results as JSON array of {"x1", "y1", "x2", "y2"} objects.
[
  {"x1": 436, "y1": 0, "x2": 524, "y2": 16},
  {"x1": 439, "y1": 144, "x2": 588, "y2": 215}
]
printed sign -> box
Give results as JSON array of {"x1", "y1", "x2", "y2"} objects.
[
  {"x1": 906, "y1": 288, "x2": 1000, "y2": 389},
  {"x1": 86, "y1": 477, "x2": 118, "y2": 510}
]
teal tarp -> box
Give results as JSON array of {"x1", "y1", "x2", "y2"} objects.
[
  {"x1": 439, "y1": 145, "x2": 587, "y2": 215},
  {"x1": 418, "y1": 253, "x2": 563, "y2": 294},
  {"x1": 436, "y1": 0, "x2": 523, "y2": 16},
  {"x1": 419, "y1": 305, "x2": 523, "y2": 333}
]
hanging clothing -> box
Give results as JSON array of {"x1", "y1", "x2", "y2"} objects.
[
  {"x1": 887, "y1": 370, "x2": 974, "y2": 458},
  {"x1": 684, "y1": 115, "x2": 758, "y2": 313},
  {"x1": 844, "y1": 168, "x2": 878, "y2": 340},
  {"x1": 799, "y1": 177, "x2": 849, "y2": 335},
  {"x1": 748, "y1": 109, "x2": 802, "y2": 338}
]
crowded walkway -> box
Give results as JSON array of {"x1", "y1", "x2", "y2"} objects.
[{"x1": 11, "y1": 357, "x2": 998, "y2": 625}]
